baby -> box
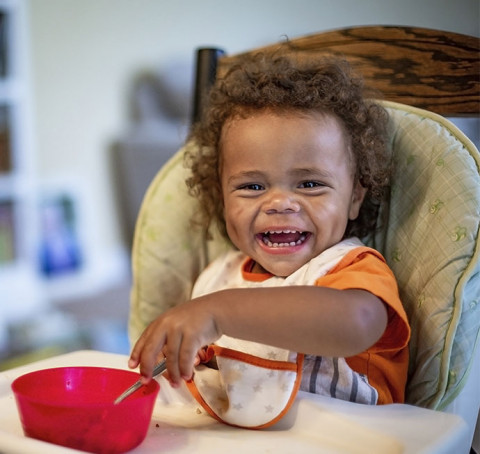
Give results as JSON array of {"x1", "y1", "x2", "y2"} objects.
[{"x1": 128, "y1": 54, "x2": 410, "y2": 427}]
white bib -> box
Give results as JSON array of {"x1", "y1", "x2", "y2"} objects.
[{"x1": 187, "y1": 238, "x2": 377, "y2": 428}]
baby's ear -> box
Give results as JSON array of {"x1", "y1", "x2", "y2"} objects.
[{"x1": 348, "y1": 181, "x2": 367, "y2": 220}]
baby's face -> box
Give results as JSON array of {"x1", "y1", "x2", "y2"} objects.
[{"x1": 220, "y1": 110, "x2": 366, "y2": 277}]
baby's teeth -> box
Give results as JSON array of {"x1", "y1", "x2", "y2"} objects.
[{"x1": 262, "y1": 232, "x2": 307, "y2": 248}]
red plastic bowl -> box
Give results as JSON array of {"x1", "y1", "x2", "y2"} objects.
[{"x1": 11, "y1": 366, "x2": 159, "y2": 454}]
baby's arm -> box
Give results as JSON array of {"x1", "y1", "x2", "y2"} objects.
[{"x1": 128, "y1": 286, "x2": 387, "y2": 386}]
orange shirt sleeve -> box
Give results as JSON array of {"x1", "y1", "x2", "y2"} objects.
[{"x1": 315, "y1": 247, "x2": 411, "y2": 404}]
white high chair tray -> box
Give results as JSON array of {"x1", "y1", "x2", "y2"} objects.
[{"x1": 0, "y1": 350, "x2": 468, "y2": 454}]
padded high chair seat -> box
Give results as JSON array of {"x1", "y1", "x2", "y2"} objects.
[{"x1": 129, "y1": 99, "x2": 480, "y2": 447}]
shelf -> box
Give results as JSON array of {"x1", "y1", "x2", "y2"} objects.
[
  {"x1": 0, "y1": 102, "x2": 12, "y2": 175},
  {"x1": 0, "y1": 0, "x2": 46, "y2": 328},
  {"x1": 0, "y1": 198, "x2": 14, "y2": 263}
]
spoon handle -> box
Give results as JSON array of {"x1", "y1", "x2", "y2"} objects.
[{"x1": 114, "y1": 359, "x2": 167, "y2": 404}]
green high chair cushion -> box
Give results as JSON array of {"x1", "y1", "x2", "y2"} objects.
[
  {"x1": 129, "y1": 100, "x2": 480, "y2": 410},
  {"x1": 371, "y1": 101, "x2": 480, "y2": 409},
  {"x1": 128, "y1": 145, "x2": 232, "y2": 344}
]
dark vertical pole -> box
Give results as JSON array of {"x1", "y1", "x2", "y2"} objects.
[{"x1": 192, "y1": 48, "x2": 226, "y2": 125}]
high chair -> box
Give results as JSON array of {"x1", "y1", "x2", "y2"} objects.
[{"x1": 128, "y1": 26, "x2": 480, "y2": 452}]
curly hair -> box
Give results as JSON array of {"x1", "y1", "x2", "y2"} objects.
[{"x1": 185, "y1": 53, "x2": 391, "y2": 240}]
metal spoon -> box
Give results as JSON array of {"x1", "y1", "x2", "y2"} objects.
[{"x1": 114, "y1": 359, "x2": 167, "y2": 404}]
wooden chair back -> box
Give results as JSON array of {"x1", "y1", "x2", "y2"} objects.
[{"x1": 193, "y1": 26, "x2": 480, "y2": 122}]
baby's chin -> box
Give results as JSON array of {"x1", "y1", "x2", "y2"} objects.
[{"x1": 254, "y1": 258, "x2": 310, "y2": 277}]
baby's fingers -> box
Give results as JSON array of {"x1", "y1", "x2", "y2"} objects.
[
  {"x1": 128, "y1": 337, "x2": 145, "y2": 369},
  {"x1": 130, "y1": 326, "x2": 167, "y2": 382},
  {"x1": 128, "y1": 335, "x2": 146, "y2": 370},
  {"x1": 163, "y1": 329, "x2": 184, "y2": 387},
  {"x1": 164, "y1": 331, "x2": 200, "y2": 386}
]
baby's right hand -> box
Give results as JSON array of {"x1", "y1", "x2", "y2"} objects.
[
  {"x1": 158, "y1": 347, "x2": 208, "y2": 386},
  {"x1": 128, "y1": 297, "x2": 221, "y2": 387}
]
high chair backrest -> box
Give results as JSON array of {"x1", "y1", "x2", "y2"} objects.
[
  {"x1": 193, "y1": 26, "x2": 479, "y2": 120},
  {"x1": 129, "y1": 24, "x2": 480, "y2": 448}
]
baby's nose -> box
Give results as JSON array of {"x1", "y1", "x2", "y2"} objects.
[{"x1": 264, "y1": 190, "x2": 300, "y2": 214}]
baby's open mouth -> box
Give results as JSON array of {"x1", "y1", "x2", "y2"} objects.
[{"x1": 260, "y1": 230, "x2": 308, "y2": 247}]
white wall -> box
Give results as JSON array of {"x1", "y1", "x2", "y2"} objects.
[{"x1": 26, "y1": 0, "x2": 480, "y2": 296}]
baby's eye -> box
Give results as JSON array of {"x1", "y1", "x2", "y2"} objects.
[
  {"x1": 299, "y1": 181, "x2": 323, "y2": 189},
  {"x1": 240, "y1": 183, "x2": 264, "y2": 191}
]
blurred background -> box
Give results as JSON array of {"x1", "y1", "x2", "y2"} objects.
[{"x1": 0, "y1": 0, "x2": 479, "y2": 369}]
